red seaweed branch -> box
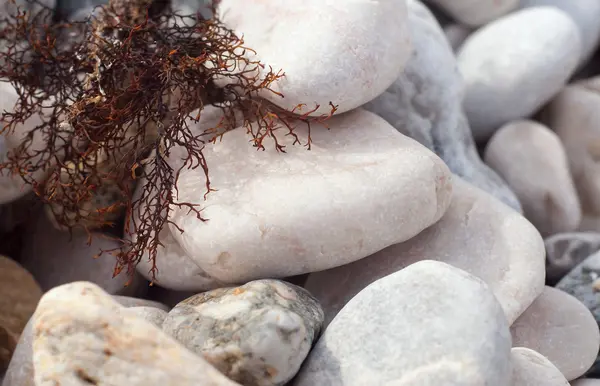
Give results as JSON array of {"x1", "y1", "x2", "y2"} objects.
[{"x1": 0, "y1": 0, "x2": 337, "y2": 284}]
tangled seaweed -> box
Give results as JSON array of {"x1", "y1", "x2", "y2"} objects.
[{"x1": 0, "y1": 0, "x2": 337, "y2": 284}]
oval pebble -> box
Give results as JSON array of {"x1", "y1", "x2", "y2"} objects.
[
  {"x1": 511, "y1": 286, "x2": 599, "y2": 381},
  {"x1": 511, "y1": 347, "x2": 569, "y2": 386},
  {"x1": 169, "y1": 108, "x2": 453, "y2": 283},
  {"x1": 484, "y1": 120, "x2": 581, "y2": 236},
  {"x1": 458, "y1": 7, "x2": 581, "y2": 142},
  {"x1": 214, "y1": 0, "x2": 412, "y2": 116},
  {"x1": 163, "y1": 279, "x2": 323, "y2": 386},
  {"x1": 293, "y1": 260, "x2": 512, "y2": 386},
  {"x1": 519, "y1": 0, "x2": 600, "y2": 66}
]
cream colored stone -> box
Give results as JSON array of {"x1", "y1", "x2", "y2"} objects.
[
  {"x1": 32, "y1": 282, "x2": 240, "y2": 386},
  {"x1": 426, "y1": 0, "x2": 518, "y2": 26},
  {"x1": 459, "y1": 7, "x2": 581, "y2": 142},
  {"x1": 484, "y1": 120, "x2": 581, "y2": 236},
  {"x1": 169, "y1": 108, "x2": 453, "y2": 283},
  {"x1": 519, "y1": 0, "x2": 600, "y2": 66},
  {"x1": 544, "y1": 81, "x2": 600, "y2": 218},
  {"x1": 511, "y1": 286, "x2": 599, "y2": 381},
  {"x1": 214, "y1": 0, "x2": 412, "y2": 116},
  {"x1": 305, "y1": 176, "x2": 545, "y2": 326},
  {"x1": 511, "y1": 347, "x2": 569, "y2": 386}
]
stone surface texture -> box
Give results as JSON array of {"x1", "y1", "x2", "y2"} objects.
[
  {"x1": 169, "y1": 108, "x2": 453, "y2": 283},
  {"x1": 163, "y1": 280, "x2": 323, "y2": 386},
  {"x1": 293, "y1": 260, "x2": 512, "y2": 386}
]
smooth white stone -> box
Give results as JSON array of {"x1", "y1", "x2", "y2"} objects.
[
  {"x1": 214, "y1": 0, "x2": 412, "y2": 115},
  {"x1": 169, "y1": 108, "x2": 453, "y2": 283}
]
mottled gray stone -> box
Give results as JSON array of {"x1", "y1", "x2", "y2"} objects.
[
  {"x1": 163, "y1": 279, "x2": 323, "y2": 386},
  {"x1": 511, "y1": 347, "x2": 569, "y2": 386},
  {"x1": 556, "y1": 251, "x2": 600, "y2": 378},
  {"x1": 293, "y1": 260, "x2": 512, "y2": 386},
  {"x1": 545, "y1": 232, "x2": 600, "y2": 284},
  {"x1": 557, "y1": 251, "x2": 600, "y2": 321},
  {"x1": 32, "y1": 282, "x2": 240, "y2": 386},
  {"x1": 364, "y1": 0, "x2": 521, "y2": 212}
]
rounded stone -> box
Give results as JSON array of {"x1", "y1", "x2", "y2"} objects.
[
  {"x1": 293, "y1": 260, "x2": 512, "y2": 386},
  {"x1": 519, "y1": 0, "x2": 600, "y2": 66},
  {"x1": 511, "y1": 286, "x2": 599, "y2": 381},
  {"x1": 458, "y1": 7, "x2": 581, "y2": 142},
  {"x1": 214, "y1": 0, "x2": 412, "y2": 116},
  {"x1": 484, "y1": 120, "x2": 581, "y2": 236},
  {"x1": 169, "y1": 108, "x2": 453, "y2": 283},
  {"x1": 162, "y1": 279, "x2": 323, "y2": 386},
  {"x1": 305, "y1": 176, "x2": 545, "y2": 327},
  {"x1": 31, "y1": 282, "x2": 239, "y2": 386},
  {"x1": 543, "y1": 81, "x2": 600, "y2": 218},
  {"x1": 510, "y1": 347, "x2": 569, "y2": 386}
]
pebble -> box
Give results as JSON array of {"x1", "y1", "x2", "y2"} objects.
[
  {"x1": 2, "y1": 294, "x2": 169, "y2": 386},
  {"x1": 305, "y1": 176, "x2": 544, "y2": 327},
  {"x1": 214, "y1": 0, "x2": 412, "y2": 116},
  {"x1": 19, "y1": 210, "x2": 145, "y2": 296},
  {"x1": 519, "y1": 0, "x2": 600, "y2": 66},
  {"x1": 163, "y1": 280, "x2": 323, "y2": 386},
  {"x1": 544, "y1": 232, "x2": 600, "y2": 284},
  {"x1": 0, "y1": 256, "x2": 41, "y2": 372},
  {"x1": 543, "y1": 80, "x2": 600, "y2": 218},
  {"x1": 458, "y1": 7, "x2": 581, "y2": 142},
  {"x1": 425, "y1": 0, "x2": 517, "y2": 27},
  {"x1": 364, "y1": 0, "x2": 522, "y2": 212},
  {"x1": 169, "y1": 108, "x2": 453, "y2": 283},
  {"x1": 484, "y1": 120, "x2": 581, "y2": 236},
  {"x1": 510, "y1": 347, "x2": 569, "y2": 386},
  {"x1": 293, "y1": 260, "x2": 511, "y2": 386},
  {"x1": 32, "y1": 281, "x2": 240, "y2": 386},
  {"x1": 511, "y1": 286, "x2": 599, "y2": 380}
]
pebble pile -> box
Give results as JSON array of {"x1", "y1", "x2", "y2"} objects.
[{"x1": 2, "y1": 0, "x2": 600, "y2": 385}]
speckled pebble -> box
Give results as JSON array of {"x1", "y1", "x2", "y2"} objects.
[{"x1": 162, "y1": 279, "x2": 324, "y2": 386}]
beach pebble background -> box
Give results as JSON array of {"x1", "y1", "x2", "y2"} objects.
[{"x1": 2, "y1": 0, "x2": 600, "y2": 384}]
